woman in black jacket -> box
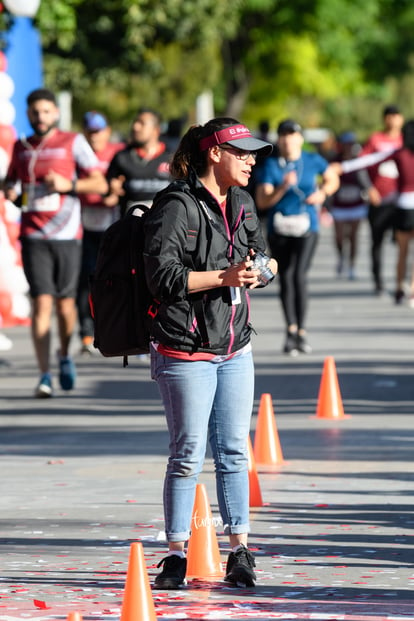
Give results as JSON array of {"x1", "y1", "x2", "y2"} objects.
[{"x1": 143, "y1": 117, "x2": 276, "y2": 590}]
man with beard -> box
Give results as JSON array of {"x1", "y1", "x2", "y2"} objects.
[
  {"x1": 3, "y1": 88, "x2": 107, "y2": 398},
  {"x1": 106, "y1": 108, "x2": 172, "y2": 217}
]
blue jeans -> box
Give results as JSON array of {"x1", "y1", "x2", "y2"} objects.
[{"x1": 151, "y1": 347, "x2": 254, "y2": 542}]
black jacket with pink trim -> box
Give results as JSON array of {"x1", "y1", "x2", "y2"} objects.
[{"x1": 143, "y1": 174, "x2": 266, "y2": 355}]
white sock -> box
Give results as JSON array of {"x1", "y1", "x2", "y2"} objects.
[
  {"x1": 232, "y1": 544, "x2": 246, "y2": 553},
  {"x1": 167, "y1": 550, "x2": 186, "y2": 559}
]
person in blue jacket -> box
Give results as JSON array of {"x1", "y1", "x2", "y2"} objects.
[{"x1": 255, "y1": 119, "x2": 339, "y2": 355}]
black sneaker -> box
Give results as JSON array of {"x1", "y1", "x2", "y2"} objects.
[
  {"x1": 395, "y1": 289, "x2": 405, "y2": 305},
  {"x1": 154, "y1": 554, "x2": 187, "y2": 589},
  {"x1": 224, "y1": 545, "x2": 256, "y2": 587},
  {"x1": 283, "y1": 332, "x2": 299, "y2": 356},
  {"x1": 297, "y1": 333, "x2": 312, "y2": 354}
]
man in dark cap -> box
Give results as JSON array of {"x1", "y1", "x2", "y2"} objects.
[
  {"x1": 276, "y1": 119, "x2": 303, "y2": 136},
  {"x1": 255, "y1": 118, "x2": 339, "y2": 356},
  {"x1": 358, "y1": 105, "x2": 404, "y2": 295}
]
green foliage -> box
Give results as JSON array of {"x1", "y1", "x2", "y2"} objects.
[
  {"x1": 223, "y1": 0, "x2": 414, "y2": 131},
  {"x1": 2, "y1": 0, "x2": 414, "y2": 135},
  {"x1": 32, "y1": 0, "x2": 238, "y2": 126},
  {"x1": 36, "y1": 0, "x2": 82, "y2": 50}
]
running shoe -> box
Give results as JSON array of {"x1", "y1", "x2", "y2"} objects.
[
  {"x1": 224, "y1": 545, "x2": 256, "y2": 588},
  {"x1": 35, "y1": 373, "x2": 53, "y2": 398},
  {"x1": 58, "y1": 355, "x2": 76, "y2": 390},
  {"x1": 283, "y1": 332, "x2": 299, "y2": 356},
  {"x1": 395, "y1": 289, "x2": 405, "y2": 305},
  {"x1": 154, "y1": 554, "x2": 187, "y2": 589},
  {"x1": 297, "y1": 333, "x2": 312, "y2": 354},
  {"x1": 80, "y1": 337, "x2": 97, "y2": 356},
  {"x1": 0, "y1": 333, "x2": 13, "y2": 351}
]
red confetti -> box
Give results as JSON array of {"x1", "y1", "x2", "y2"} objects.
[{"x1": 33, "y1": 599, "x2": 51, "y2": 609}]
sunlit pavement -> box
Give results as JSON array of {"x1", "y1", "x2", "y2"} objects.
[{"x1": 1, "y1": 220, "x2": 414, "y2": 620}]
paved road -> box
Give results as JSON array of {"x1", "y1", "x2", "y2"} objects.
[{"x1": 1, "y1": 220, "x2": 414, "y2": 620}]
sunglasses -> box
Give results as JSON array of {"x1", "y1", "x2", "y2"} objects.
[{"x1": 218, "y1": 145, "x2": 258, "y2": 161}]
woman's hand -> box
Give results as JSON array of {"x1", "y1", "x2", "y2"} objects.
[
  {"x1": 187, "y1": 251, "x2": 277, "y2": 293},
  {"x1": 221, "y1": 257, "x2": 261, "y2": 288},
  {"x1": 222, "y1": 250, "x2": 278, "y2": 290}
]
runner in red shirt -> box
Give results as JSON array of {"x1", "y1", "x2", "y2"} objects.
[
  {"x1": 4, "y1": 88, "x2": 107, "y2": 398},
  {"x1": 358, "y1": 105, "x2": 404, "y2": 294}
]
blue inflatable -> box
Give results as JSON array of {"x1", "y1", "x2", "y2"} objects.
[{"x1": 4, "y1": 16, "x2": 43, "y2": 138}]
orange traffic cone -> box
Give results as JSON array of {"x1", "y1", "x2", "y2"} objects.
[
  {"x1": 253, "y1": 393, "x2": 285, "y2": 467},
  {"x1": 247, "y1": 436, "x2": 263, "y2": 507},
  {"x1": 186, "y1": 484, "x2": 224, "y2": 579},
  {"x1": 67, "y1": 614, "x2": 83, "y2": 621},
  {"x1": 314, "y1": 356, "x2": 350, "y2": 419},
  {"x1": 120, "y1": 542, "x2": 157, "y2": 621}
]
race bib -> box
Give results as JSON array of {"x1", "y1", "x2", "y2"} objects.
[
  {"x1": 378, "y1": 160, "x2": 398, "y2": 179},
  {"x1": 22, "y1": 183, "x2": 60, "y2": 213}
]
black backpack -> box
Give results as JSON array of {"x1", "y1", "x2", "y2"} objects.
[{"x1": 89, "y1": 191, "x2": 201, "y2": 367}]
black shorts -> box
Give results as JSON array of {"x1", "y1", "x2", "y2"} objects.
[
  {"x1": 395, "y1": 208, "x2": 414, "y2": 232},
  {"x1": 21, "y1": 238, "x2": 82, "y2": 298}
]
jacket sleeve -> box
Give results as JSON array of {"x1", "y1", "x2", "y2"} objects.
[{"x1": 143, "y1": 197, "x2": 192, "y2": 302}]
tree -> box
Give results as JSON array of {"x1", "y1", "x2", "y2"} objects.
[
  {"x1": 2, "y1": 0, "x2": 414, "y2": 134},
  {"x1": 223, "y1": 0, "x2": 414, "y2": 130},
  {"x1": 33, "y1": 0, "x2": 241, "y2": 131}
]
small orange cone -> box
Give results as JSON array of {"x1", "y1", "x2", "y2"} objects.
[
  {"x1": 186, "y1": 483, "x2": 224, "y2": 579},
  {"x1": 67, "y1": 614, "x2": 83, "y2": 621},
  {"x1": 315, "y1": 356, "x2": 350, "y2": 419},
  {"x1": 120, "y1": 541, "x2": 157, "y2": 621},
  {"x1": 247, "y1": 436, "x2": 263, "y2": 507},
  {"x1": 253, "y1": 393, "x2": 285, "y2": 466}
]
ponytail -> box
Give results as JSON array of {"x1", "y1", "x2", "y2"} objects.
[
  {"x1": 170, "y1": 117, "x2": 241, "y2": 179},
  {"x1": 170, "y1": 125, "x2": 206, "y2": 179}
]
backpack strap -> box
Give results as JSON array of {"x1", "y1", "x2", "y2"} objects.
[
  {"x1": 183, "y1": 198, "x2": 210, "y2": 349},
  {"x1": 154, "y1": 190, "x2": 210, "y2": 348},
  {"x1": 159, "y1": 190, "x2": 200, "y2": 253}
]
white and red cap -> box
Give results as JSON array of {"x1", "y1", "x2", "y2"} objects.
[{"x1": 200, "y1": 124, "x2": 273, "y2": 155}]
